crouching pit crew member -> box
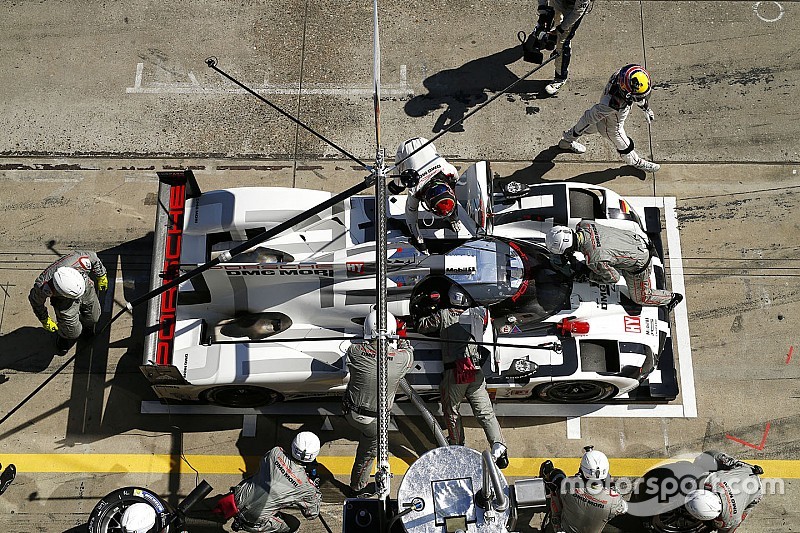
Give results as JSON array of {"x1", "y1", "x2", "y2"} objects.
[
  {"x1": 539, "y1": 446, "x2": 628, "y2": 533},
  {"x1": 545, "y1": 221, "x2": 683, "y2": 312},
  {"x1": 225, "y1": 431, "x2": 322, "y2": 533}
]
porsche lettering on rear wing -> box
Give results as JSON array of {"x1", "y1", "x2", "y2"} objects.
[{"x1": 143, "y1": 170, "x2": 200, "y2": 369}]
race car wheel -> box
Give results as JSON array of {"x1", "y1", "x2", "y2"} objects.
[
  {"x1": 532, "y1": 380, "x2": 617, "y2": 403},
  {"x1": 646, "y1": 507, "x2": 714, "y2": 533},
  {"x1": 87, "y1": 487, "x2": 172, "y2": 533},
  {"x1": 201, "y1": 385, "x2": 282, "y2": 408}
]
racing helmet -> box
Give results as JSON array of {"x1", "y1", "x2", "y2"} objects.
[
  {"x1": 52, "y1": 267, "x2": 86, "y2": 299},
  {"x1": 545, "y1": 226, "x2": 574, "y2": 255},
  {"x1": 121, "y1": 502, "x2": 157, "y2": 533},
  {"x1": 363, "y1": 306, "x2": 398, "y2": 342},
  {"x1": 448, "y1": 285, "x2": 471, "y2": 307},
  {"x1": 685, "y1": 490, "x2": 723, "y2": 521},
  {"x1": 579, "y1": 446, "x2": 610, "y2": 480},
  {"x1": 395, "y1": 137, "x2": 438, "y2": 173},
  {"x1": 618, "y1": 64, "x2": 652, "y2": 102},
  {"x1": 291, "y1": 431, "x2": 321, "y2": 463},
  {"x1": 423, "y1": 183, "x2": 457, "y2": 217}
]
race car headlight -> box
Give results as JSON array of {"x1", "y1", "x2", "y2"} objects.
[{"x1": 503, "y1": 358, "x2": 539, "y2": 378}]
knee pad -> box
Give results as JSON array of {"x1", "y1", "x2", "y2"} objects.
[{"x1": 617, "y1": 137, "x2": 636, "y2": 155}]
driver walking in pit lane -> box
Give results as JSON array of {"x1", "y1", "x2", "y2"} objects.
[
  {"x1": 390, "y1": 137, "x2": 460, "y2": 254},
  {"x1": 416, "y1": 286, "x2": 509, "y2": 468},
  {"x1": 343, "y1": 307, "x2": 414, "y2": 496},
  {"x1": 226, "y1": 432, "x2": 322, "y2": 533},
  {"x1": 684, "y1": 451, "x2": 764, "y2": 533},
  {"x1": 545, "y1": 221, "x2": 683, "y2": 311},
  {"x1": 539, "y1": 446, "x2": 628, "y2": 533},
  {"x1": 558, "y1": 64, "x2": 661, "y2": 173},
  {"x1": 29, "y1": 250, "x2": 108, "y2": 355}
]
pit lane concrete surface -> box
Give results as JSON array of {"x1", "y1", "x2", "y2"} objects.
[{"x1": 0, "y1": 1, "x2": 799, "y2": 532}]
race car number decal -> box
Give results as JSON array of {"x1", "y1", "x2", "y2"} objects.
[{"x1": 624, "y1": 316, "x2": 641, "y2": 333}]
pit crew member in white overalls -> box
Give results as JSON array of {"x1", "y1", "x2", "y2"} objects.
[
  {"x1": 685, "y1": 451, "x2": 764, "y2": 532},
  {"x1": 231, "y1": 432, "x2": 322, "y2": 533},
  {"x1": 343, "y1": 308, "x2": 414, "y2": 495},
  {"x1": 559, "y1": 64, "x2": 661, "y2": 173},
  {"x1": 539, "y1": 446, "x2": 628, "y2": 533},
  {"x1": 29, "y1": 250, "x2": 108, "y2": 355},
  {"x1": 546, "y1": 221, "x2": 683, "y2": 311},
  {"x1": 416, "y1": 286, "x2": 508, "y2": 468}
]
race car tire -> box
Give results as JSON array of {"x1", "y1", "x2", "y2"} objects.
[
  {"x1": 532, "y1": 380, "x2": 618, "y2": 403},
  {"x1": 201, "y1": 385, "x2": 282, "y2": 408},
  {"x1": 629, "y1": 462, "x2": 713, "y2": 533},
  {"x1": 87, "y1": 487, "x2": 172, "y2": 533}
]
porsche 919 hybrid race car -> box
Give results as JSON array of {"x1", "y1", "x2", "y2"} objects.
[{"x1": 140, "y1": 163, "x2": 679, "y2": 407}]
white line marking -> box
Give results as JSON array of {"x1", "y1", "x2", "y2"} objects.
[
  {"x1": 753, "y1": 1, "x2": 784, "y2": 23},
  {"x1": 567, "y1": 417, "x2": 581, "y2": 439},
  {"x1": 663, "y1": 197, "x2": 697, "y2": 418},
  {"x1": 134, "y1": 62, "x2": 143, "y2": 89},
  {"x1": 127, "y1": 63, "x2": 414, "y2": 97},
  {"x1": 242, "y1": 414, "x2": 257, "y2": 437}
]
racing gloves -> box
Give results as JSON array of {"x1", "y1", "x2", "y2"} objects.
[
  {"x1": 96, "y1": 275, "x2": 109, "y2": 292},
  {"x1": 642, "y1": 106, "x2": 655, "y2": 123},
  {"x1": 40, "y1": 317, "x2": 58, "y2": 332}
]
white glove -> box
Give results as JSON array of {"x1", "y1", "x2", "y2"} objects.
[{"x1": 643, "y1": 107, "x2": 655, "y2": 123}]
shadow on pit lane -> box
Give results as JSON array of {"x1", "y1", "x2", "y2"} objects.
[
  {"x1": 0, "y1": 327, "x2": 59, "y2": 373},
  {"x1": 495, "y1": 145, "x2": 647, "y2": 189},
  {"x1": 405, "y1": 45, "x2": 549, "y2": 133}
]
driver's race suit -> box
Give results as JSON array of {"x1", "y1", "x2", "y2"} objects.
[
  {"x1": 701, "y1": 464, "x2": 763, "y2": 532},
  {"x1": 547, "y1": 475, "x2": 627, "y2": 533},
  {"x1": 344, "y1": 339, "x2": 414, "y2": 492},
  {"x1": 574, "y1": 220, "x2": 674, "y2": 306},
  {"x1": 233, "y1": 447, "x2": 321, "y2": 532},
  {"x1": 417, "y1": 307, "x2": 504, "y2": 448},
  {"x1": 29, "y1": 250, "x2": 106, "y2": 340}
]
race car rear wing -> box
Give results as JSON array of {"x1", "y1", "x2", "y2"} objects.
[{"x1": 143, "y1": 170, "x2": 201, "y2": 372}]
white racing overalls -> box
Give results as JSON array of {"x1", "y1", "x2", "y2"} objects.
[
  {"x1": 417, "y1": 307, "x2": 504, "y2": 448},
  {"x1": 539, "y1": 0, "x2": 592, "y2": 82},
  {"x1": 575, "y1": 220, "x2": 674, "y2": 306},
  {"x1": 29, "y1": 250, "x2": 106, "y2": 340},
  {"x1": 233, "y1": 447, "x2": 321, "y2": 533}
]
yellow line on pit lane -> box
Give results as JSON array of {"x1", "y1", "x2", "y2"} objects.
[{"x1": 3, "y1": 455, "x2": 799, "y2": 478}]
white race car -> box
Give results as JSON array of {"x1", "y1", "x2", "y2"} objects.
[{"x1": 140, "y1": 163, "x2": 678, "y2": 407}]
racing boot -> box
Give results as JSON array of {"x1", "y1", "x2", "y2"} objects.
[
  {"x1": 558, "y1": 139, "x2": 586, "y2": 154},
  {"x1": 633, "y1": 158, "x2": 661, "y2": 173},
  {"x1": 545, "y1": 78, "x2": 567, "y2": 95},
  {"x1": 664, "y1": 293, "x2": 683, "y2": 313},
  {"x1": 56, "y1": 335, "x2": 77, "y2": 356}
]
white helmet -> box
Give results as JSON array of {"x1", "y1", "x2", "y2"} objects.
[
  {"x1": 52, "y1": 267, "x2": 86, "y2": 298},
  {"x1": 545, "y1": 226, "x2": 574, "y2": 255},
  {"x1": 448, "y1": 285, "x2": 470, "y2": 307},
  {"x1": 685, "y1": 489, "x2": 722, "y2": 521},
  {"x1": 579, "y1": 447, "x2": 610, "y2": 480},
  {"x1": 121, "y1": 502, "x2": 157, "y2": 533},
  {"x1": 291, "y1": 431, "x2": 321, "y2": 463},
  {"x1": 395, "y1": 137, "x2": 439, "y2": 174},
  {"x1": 363, "y1": 306, "x2": 397, "y2": 341}
]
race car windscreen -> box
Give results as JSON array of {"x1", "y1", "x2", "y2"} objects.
[
  {"x1": 445, "y1": 239, "x2": 570, "y2": 323},
  {"x1": 491, "y1": 240, "x2": 572, "y2": 324}
]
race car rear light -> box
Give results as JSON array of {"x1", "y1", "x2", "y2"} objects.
[{"x1": 557, "y1": 318, "x2": 590, "y2": 336}]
